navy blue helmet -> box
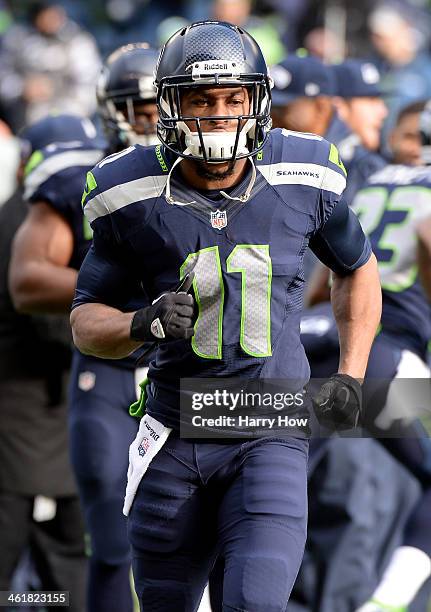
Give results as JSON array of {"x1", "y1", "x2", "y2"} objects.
[
  {"x1": 19, "y1": 113, "x2": 100, "y2": 162},
  {"x1": 154, "y1": 21, "x2": 273, "y2": 163},
  {"x1": 97, "y1": 43, "x2": 159, "y2": 150}
]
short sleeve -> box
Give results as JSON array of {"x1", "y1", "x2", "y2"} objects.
[{"x1": 310, "y1": 198, "x2": 372, "y2": 275}]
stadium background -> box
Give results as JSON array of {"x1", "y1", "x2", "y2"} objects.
[
  {"x1": 2, "y1": 1, "x2": 431, "y2": 611},
  {"x1": 2, "y1": 0, "x2": 431, "y2": 187}
]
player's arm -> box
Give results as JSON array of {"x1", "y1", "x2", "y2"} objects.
[
  {"x1": 70, "y1": 240, "x2": 195, "y2": 359},
  {"x1": 332, "y1": 256, "x2": 380, "y2": 379},
  {"x1": 9, "y1": 201, "x2": 76, "y2": 313},
  {"x1": 71, "y1": 303, "x2": 140, "y2": 359},
  {"x1": 310, "y1": 198, "x2": 381, "y2": 380},
  {"x1": 417, "y1": 215, "x2": 431, "y2": 302}
]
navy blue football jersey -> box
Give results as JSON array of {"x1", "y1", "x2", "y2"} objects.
[
  {"x1": 75, "y1": 129, "x2": 371, "y2": 428},
  {"x1": 24, "y1": 141, "x2": 104, "y2": 270},
  {"x1": 352, "y1": 164, "x2": 431, "y2": 357}
]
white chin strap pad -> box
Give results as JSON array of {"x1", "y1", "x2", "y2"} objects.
[{"x1": 178, "y1": 119, "x2": 255, "y2": 160}]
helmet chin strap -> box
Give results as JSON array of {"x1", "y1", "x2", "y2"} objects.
[
  {"x1": 165, "y1": 153, "x2": 197, "y2": 206},
  {"x1": 219, "y1": 156, "x2": 256, "y2": 202},
  {"x1": 165, "y1": 150, "x2": 257, "y2": 206}
]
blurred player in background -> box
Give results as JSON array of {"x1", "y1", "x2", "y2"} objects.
[
  {"x1": 271, "y1": 55, "x2": 336, "y2": 143},
  {"x1": 387, "y1": 100, "x2": 428, "y2": 167},
  {"x1": 0, "y1": 114, "x2": 88, "y2": 612},
  {"x1": 417, "y1": 103, "x2": 431, "y2": 304},
  {"x1": 330, "y1": 59, "x2": 388, "y2": 204},
  {"x1": 302, "y1": 100, "x2": 431, "y2": 612},
  {"x1": 9, "y1": 43, "x2": 159, "y2": 612},
  {"x1": 270, "y1": 53, "x2": 418, "y2": 611},
  {"x1": 307, "y1": 99, "x2": 429, "y2": 308}
]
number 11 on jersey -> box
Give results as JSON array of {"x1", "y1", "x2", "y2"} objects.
[{"x1": 180, "y1": 245, "x2": 272, "y2": 360}]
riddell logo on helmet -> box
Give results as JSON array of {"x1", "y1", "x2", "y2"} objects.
[
  {"x1": 191, "y1": 61, "x2": 241, "y2": 79},
  {"x1": 203, "y1": 63, "x2": 229, "y2": 71}
]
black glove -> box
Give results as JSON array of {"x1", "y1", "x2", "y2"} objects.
[
  {"x1": 130, "y1": 273, "x2": 196, "y2": 342},
  {"x1": 312, "y1": 373, "x2": 362, "y2": 431}
]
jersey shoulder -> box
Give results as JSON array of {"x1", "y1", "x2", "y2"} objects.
[
  {"x1": 24, "y1": 142, "x2": 104, "y2": 211},
  {"x1": 82, "y1": 144, "x2": 170, "y2": 227},
  {"x1": 258, "y1": 128, "x2": 347, "y2": 221},
  {"x1": 263, "y1": 127, "x2": 346, "y2": 183}
]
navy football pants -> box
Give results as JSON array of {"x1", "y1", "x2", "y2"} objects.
[
  {"x1": 69, "y1": 352, "x2": 140, "y2": 612},
  {"x1": 128, "y1": 435, "x2": 309, "y2": 612}
]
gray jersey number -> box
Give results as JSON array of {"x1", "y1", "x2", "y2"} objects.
[{"x1": 180, "y1": 245, "x2": 272, "y2": 359}]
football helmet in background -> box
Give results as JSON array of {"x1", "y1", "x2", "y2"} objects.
[
  {"x1": 19, "y1": 113, "x2": 100, "y2": 163},
  {"x1": 97, "y1": 43, "x2": 159, "y2": 150}
]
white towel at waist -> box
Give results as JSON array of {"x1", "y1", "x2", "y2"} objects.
[{"x1": 123, "y1": 414, "x2": 172, "y2": 516}]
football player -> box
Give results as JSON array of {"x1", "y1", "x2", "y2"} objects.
[
  {"x1": 331, "y1": 60, "x2": 388, "y2": 153},
  {"x1": 71, "y1": 21, "x2": 381, "y2": 611},
  {"x1": 302, "y1": 102, "x2": 431, "y2": 612},
  {"x1": 388, "y1": 100, "x2": 427, "y2": 167},
  {"x1": 9, "y1": 43, "x2": 159, "y2": 612},
  {"x1": 0, "y1": 113, "x2": 89, "y2": 612},
  {"x1": 356, "y1": 99, "x2": 431, "y2": 612}
]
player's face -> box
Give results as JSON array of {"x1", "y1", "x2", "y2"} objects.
[
  {"x1": 345, "y1": 97, "x2": 387, "y2": 151},
  {"x1": 271, "y1": 97, "x2": 325, "y2": 135},
  {"x1": 133, "y1": 102, "x2": 158, "y2": 135},
  {"x1": 180, "y1": 86, "x2": 250, "y2": 132},
  {"x1": 389, "y1": 112, "x2": 422, "y2": 166}
]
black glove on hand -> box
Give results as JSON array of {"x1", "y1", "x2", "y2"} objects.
[
  {"x1": 312, "y1": 373, "x2": 362, "y2": 431},
  {"x1": 130, "y1": 273, "x2": 196, "y2": 342}
]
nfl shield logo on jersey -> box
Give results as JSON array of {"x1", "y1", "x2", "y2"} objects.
[
  {"x1": 210, "y1": 210, "x2": 227, "y2": 230},
  {"x1": 138, "y1": 437, "x2": 150, "y2": 457},
  {"x1": 78, "y1": 371, "x2": 96, "y2": 392}
]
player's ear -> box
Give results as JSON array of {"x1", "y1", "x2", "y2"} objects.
[
  {"x1": 315, "y1": 96, "x2": 333, "y2": 122},
  {"x1": 271, "y1": 107, "x2": 283, "y2": 129},
  {"x1": 332, "y1": 96, "x2": 350, "y2": 123}
]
